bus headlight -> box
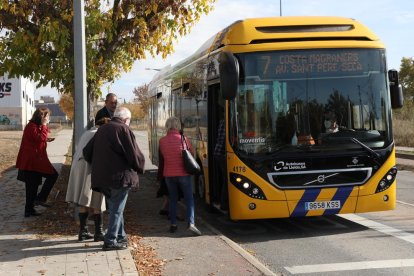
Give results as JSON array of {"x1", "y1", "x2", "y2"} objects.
[
  {"x1": 229, "y1": 173, "x2": 267, "y2": 200},
  {"x1": 375, "y1": 167, "x2": 397, "y2": 193}
]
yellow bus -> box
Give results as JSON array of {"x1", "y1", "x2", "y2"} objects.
[{"x1": 148, "y1": 16, "x2": 404, "y2": 220}]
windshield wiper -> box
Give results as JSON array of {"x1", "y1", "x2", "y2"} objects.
[{"x1": 350, "y1": 137, "x2": 382, "y2": 166}]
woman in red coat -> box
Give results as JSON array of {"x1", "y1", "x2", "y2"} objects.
[{"x1": 16, "y1": 107, "x2": 58, "y2": 217}]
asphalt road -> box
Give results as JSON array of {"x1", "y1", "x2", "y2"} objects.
[
  {"x1": 198, "y1": 170, "x2": 414, "y2": 275},
  {"x1": 134, "y1": 130, "x2": 414, "y2": 275}
]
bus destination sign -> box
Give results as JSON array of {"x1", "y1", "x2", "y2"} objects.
[{"x1": 254, "y1": 50, "x2": 372, "y2": 79}]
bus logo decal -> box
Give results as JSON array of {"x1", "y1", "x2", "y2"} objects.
[
  {"x1": 317, "y1": 175, "x2": 325, "y2": 183},
  {"x1": 239, "y1": 137, "x2": 266, "y2": 144},
  {"x1": 273, "y1": 161, "x2": 307, "y2": 171},
  {"x1": 352, "y1": 157, "x2": 359, "y2": 165},
  {"x1": 274, "y1": 161, "x2": 284, "y2": 171},
  {"x1": 304, "y1": 173, "x2": 339, "y2": 186}
]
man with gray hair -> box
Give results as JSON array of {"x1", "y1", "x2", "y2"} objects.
[
  {"x1": 91, "y1": 106, "x2": 145, "y2": 251},
  {"x1": 95, "y1": 93, "x2": 117, "y2": 124}
]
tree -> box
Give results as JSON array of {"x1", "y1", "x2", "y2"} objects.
[
  {"x1": 59, "y1": 93, "x2": 74, "y2": 120},
  {"x1": 132, "y1": 83, "x2": 150, "y2": 116},
  {"x1": 399, "y1": 57, "x2": 414, "y2": 103},
  {"x1": 122, "y1": 102, "x2": 143, "y2": 120},
  {"x1": 0, "y1": 0, "x2": 216, "y2": 100},
  {"x1": 395, "y1": 57, "x2": 414, "y2": 120}
]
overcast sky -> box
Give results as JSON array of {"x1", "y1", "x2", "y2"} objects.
[{"x1": 36, "y1": 0, "x2": 414, "y2": 102}]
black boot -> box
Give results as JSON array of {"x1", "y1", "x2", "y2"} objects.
[
  {"x1": 78, "y1": 212, "x2": 94, "y2": 241},
  {"x1": 93, "y1": 213, "x2": 105, "y2": 242}
]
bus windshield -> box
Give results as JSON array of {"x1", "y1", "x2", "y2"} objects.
[{"x1": 230, "y1": 48, "x2": 392, "y2": 156}]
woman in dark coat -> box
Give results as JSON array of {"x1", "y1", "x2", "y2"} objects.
[{"x1": 16, "y1": 107, "x2": 58, "y2": 217}]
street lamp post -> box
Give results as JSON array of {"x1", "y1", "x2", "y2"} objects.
[
  {"x1": 280, "y1": 0, "x2": 282, "y2": 16},
  {"x1": 145, "y1": 68, "x2": 161, "y2": 71},
  {"x1": 73, "y1": 0, "x2": 87, "y2": 153}
]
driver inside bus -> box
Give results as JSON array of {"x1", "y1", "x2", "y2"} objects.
[{"x1": 323, "y1": 111, "x2": 339, "y2": 133}]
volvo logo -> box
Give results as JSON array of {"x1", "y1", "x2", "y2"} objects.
[
  {"x1": 317, "y1": 175, "x2": 326, "y2": 183},
  {"x1": 304, "y1": 172, "x2": 339, "y2": 186}
]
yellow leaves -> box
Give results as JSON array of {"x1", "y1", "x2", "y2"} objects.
[
  {"x1": 152, "y1": 3, "x2": 158, "y2": 14},
  {"x1": 61, "y1": 11, "x2": 73, "y2": 22},
  {"x1": 8, "y1": 3, "x2": 16, "y2": 14},
  {"x1": 144, "y1": 2, "x2": 159, "y2": 15},
  {"x1": 59, "y1": 94, "x2": 74, "y2": 120},
  {"x1": 0, "y1": 0, "x2": 217, "y2": 100}
]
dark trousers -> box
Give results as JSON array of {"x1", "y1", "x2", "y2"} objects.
[
  {"x1": 36, "y1": 171, "x2": 59, "y2": 202},
  {"x1": 25, "y1": 177, "x2": 41, "y2": 212},
  {"x1": 21, "y1": 170, "x2": 58, "y2": 212}
]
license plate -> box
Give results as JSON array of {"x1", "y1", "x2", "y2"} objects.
[{"x1": 305, "y1": 200, "x2": 341, "y2": 210}]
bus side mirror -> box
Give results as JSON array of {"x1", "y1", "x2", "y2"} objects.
[
  {"x1": 219, "y1": 51, "x2": 239, "y2": 100},
  {"x1": 388, "y1": 69, "x2": 404, "y2": 109}
]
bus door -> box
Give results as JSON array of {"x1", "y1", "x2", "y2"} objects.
[
  {"x1": 207, "y1": 82, "x2": 227, "y2": 208},
  {"x1": 149, "y1": 96, "x2": 158, "y2": 163}
]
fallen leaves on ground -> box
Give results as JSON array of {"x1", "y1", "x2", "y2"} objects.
[
  {"x1": 0, "y1": 131, "x2": 22, "y2": 175},
  {"x1": 23, "y1": 157, "x2": 164, "y2": 275}
]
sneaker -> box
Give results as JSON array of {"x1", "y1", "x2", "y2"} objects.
[
  {"x1": 102, "y1": 243, "x2": 128, "y2": 251},
  {"x1": 78, "y1": 230, "x2": 94, "y2": 241},
  {"x1": 94, "y1": 232, "x2": 105, "y2": 242},
  {"x1": 117, "y1": 237, "x2": 128, "y2": 245},
  {"x1": 169, "y1": 225, "x2": 178, "y2": 233},
  {"x1": 188, "y1": 224, "x2": 202, "y2": 236}
]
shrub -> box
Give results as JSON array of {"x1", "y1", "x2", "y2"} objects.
[{"x1": 393, "y1": 101, "x2": 414, "y2": 147}]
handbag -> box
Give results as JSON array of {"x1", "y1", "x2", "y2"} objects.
[{"x1": 181, "y1": 134, "x2": 200, "y2": 175}]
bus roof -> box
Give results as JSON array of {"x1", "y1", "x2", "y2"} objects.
[
  {"x1": 149, "y1": 16, "x2": 381, "y2": 88},
  {"x1": 220, "y1": 16, "x2": 379, "y2": 46}
]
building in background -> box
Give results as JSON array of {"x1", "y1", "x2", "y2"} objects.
[
  {"x1": 35, "y1": 100, "x2": 69, "y2": 124},
  {"x1": 0, "y1": 74, "x2": 36, "y2": 130},
  {"x1": 37, "y1": 95, "x2": 56, "y2": 104}
]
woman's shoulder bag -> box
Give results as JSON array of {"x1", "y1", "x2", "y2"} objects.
[{"x1": 181, "y1": 133, "x2": 200, "y2": 175}]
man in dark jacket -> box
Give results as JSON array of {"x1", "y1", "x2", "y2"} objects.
[
  {"x1": 94, "y1": 93, "x2": 117, "y2": 125},
  {"x1": 91, "y1": 106, "x2": 145, "y2": 251}
]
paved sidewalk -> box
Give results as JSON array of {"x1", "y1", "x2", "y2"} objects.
[
  {"x1": 396, "y1": 146, "x2": 414, "y2": 169},
  {"x1": 396, "y1": 146, "x2": 414, "y2": 153},
  {"x1": 0, "y1": 129, "x2": 138, "y2": 276}
]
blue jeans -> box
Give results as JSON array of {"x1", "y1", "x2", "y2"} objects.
[
  {"x1": 165, "y1": 176, "x2": 195, "y2": 225},
  {"x1": 104, "y1": 187, "x2": 129, "y2": 245}
]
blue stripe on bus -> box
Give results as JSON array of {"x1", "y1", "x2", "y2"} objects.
[
  {"x1": 290, "y1": 189, "x2": 321, "y2": 217},
  {"x1": 323, "y1": 186, "x2": 354, "y2": 215}
]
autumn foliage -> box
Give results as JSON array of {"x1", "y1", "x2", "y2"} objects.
[
  {"x1": 0, "y1": 0, "x2": 216, "y2": 99},
  {"x1": 59, "y1": 93, "x2": 74, "y2": 120}
]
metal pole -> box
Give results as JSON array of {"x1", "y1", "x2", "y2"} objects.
[
  {"x1": 73, "y1": 0, "x2": 87, "y2": 152},
  {"x1": 280, "y1": 0, "x2": 282, "y2": 16}
]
